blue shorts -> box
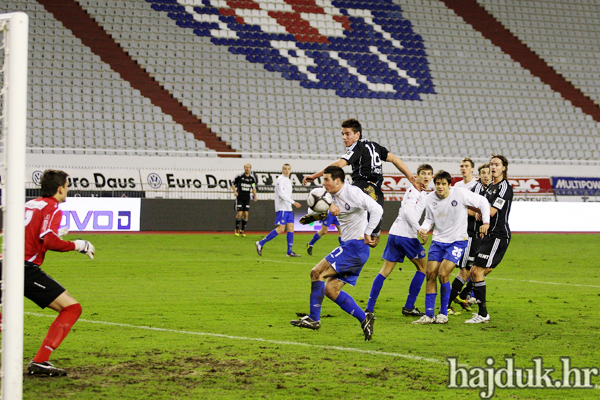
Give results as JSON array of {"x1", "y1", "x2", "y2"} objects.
[
  {"x1": 325, "y1": 239, "x2": 370, "y2": 286},
  {"x1": 428, "y1": 240, "x2": 468, "y2": 265},
  {"x1": 324, "y1": 212, "x2": 339, "y2": 227},
  {"x1": 382, "y1": 234, "x2": 426, "y2": 263},
  {"x1": 274, "y1": 211, "x2": 294, "y2": 226}
]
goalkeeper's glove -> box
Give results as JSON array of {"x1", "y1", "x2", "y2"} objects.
[
  {"x1": 299, "y1": 212, "x2": 328, "y2": 225},
  {"x1": 57, "y1": 227, "x2": 69, "y2": 238},
  {"x1": 74, "y1": 240, "x2": 95, "y2": 260}
]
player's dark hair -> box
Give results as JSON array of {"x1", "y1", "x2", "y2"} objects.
[
  {"x1": 460, "y1": 157, "x2": 474, "y2": 168},
  {"x1": 341, "y1": 118, "x2": 362, "y2": 140},
  {"x1": 490, "y1": 154, "x2": 508, "y2": 180},
  {"x1": 324, "y1": 165, "x2": 345, "y2": 182},
  {"x1": 417, "y1": 163, "x2": 433, "y2": 174},
  {"x1": 433, "y1": 170, "x2": 452, "y2": 185},
  {"x1": 478, "y1": 163, "x2": 490, "y2": 174},
  {"x1": 40, "y1": 169, "x2": 69, "y2": 197}
]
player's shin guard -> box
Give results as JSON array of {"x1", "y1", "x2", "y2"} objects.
[
  {"x1": 449, "y1": 276, "x2": 465, "y2": 303},
  {"x1": 309, "y1": 281, "x2": 325, "y2": 321},
  {"x1": 472, "y1": 281, "x2": 487, "y2": 317},
  {"x1": 459, "y1": 279, "x2": 473, "y2": 300},
  {"x1": 286, "y1": 232, "x2": 294, "y2": 254},
  {"x1": 33, "y1": 303, "x2": 82, "y2": 363},
  {"x1": 440, "y1": 282, "x2": 451, "y2": 316},
  {"x1": 425, "y1": 293, "x2": 436, "y2": 318},
  {"x1": 404, "y1": 271, "x2": 425, "y2": 309},
  {"x1": 260, "y1": 229, "x2": 278, "y2": 245},
  {"x1": 235, "y1": 219, "x2": 241, "y2": 230},
  {"x1": 334, "y1": 291, "x2": 366, "y2": 322},
  {"x1": 308, "y1": 232, "x2": 322, "y2": 246},
  {"x1": 241, "y1": 219, "x2": 247, "y2": 232},
  {"x1": 366, "y1": 274, "x2": 386, "y2": 312}
]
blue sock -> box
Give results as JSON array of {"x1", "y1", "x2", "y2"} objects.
[
  {"x1": 334, "y1": 291, "x2": 366, "y2": 322},
  {"x1": 366, "y1": 274, "x2": 386, "y2": 312},
  {"x1": 440, "y1": 281, "x2": 451, "y2": 316},
  {"x1": 404, "y1": 271, "x2": 426, "y2": 309},
  {"x1": 338, "y1": 237, "x2": 342, "y2": 245},
  {"x1": 425, "y1": 293, "x2": 436, "y2": 318},
  {"x1": 309, "y1": 281, "x2": 325, "y2": 321},
  {"x1": 286, "y1": 232, "x2": 294, "y2": 254},
  {"x1": 260, "y1": 229, "x2": 278, "y2": 246},
  {"x1": 308, "y1": 232, "x2": 321, "y2": 246}
]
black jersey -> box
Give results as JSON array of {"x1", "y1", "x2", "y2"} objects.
[
  {"x1": 233, "y1": 172, "x2": 257, "y2": 198},
  {"x1": 467, "y1": 181, "x2": 487, "y2": 237},
  {"x1": 341, "y1": 139, "x2": 389, "y2": 188},
  {"x1": 484, "y1": 179, "x2": 513, "y2": 239}
]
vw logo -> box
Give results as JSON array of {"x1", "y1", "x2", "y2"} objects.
[
  {"x1": 147, "y1": 173, "x2": 163, "y2": 189},
  {"x1": 32, "y1": 170, "x2": 43, "y2": 186}
]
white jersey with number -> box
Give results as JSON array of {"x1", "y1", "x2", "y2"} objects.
[
  {"x1": 419, "y1": 187, "x2": 490, "y2": 243},
  {"x1": 274, "y1": 175, "x2": 295, "y2": 212},
  {"x1": 454, "y1": 178, "x2": 478, "y2": 190},
  {"x1": 331, "y1": 183, "x2": 383, "y2": 242},
  {"x1": 388, "y1": 187, "x2": 428, "y2": 238}
]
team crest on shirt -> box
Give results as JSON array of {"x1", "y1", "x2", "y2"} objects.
[
  {"x1": 451, "y1": 200, "x2": 457, "y2": 207},
  {"x1": 149, "y1": 0, "x2": 434, "y2": 99}
]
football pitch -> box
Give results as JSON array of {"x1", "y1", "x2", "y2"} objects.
[{"x1": 20, "y1": 233, "x2": 600, "y2": 399}]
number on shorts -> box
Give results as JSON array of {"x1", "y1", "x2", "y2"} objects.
[
  {"x1": 330, "y1": 246, "x2": 344, "y2": 258},
  {"x1": 452, "y1": 246, "x2": 463, "y2": 258}
]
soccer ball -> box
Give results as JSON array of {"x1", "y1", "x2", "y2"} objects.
[{"x1": 307, "y1": 187, "x2": 333, "y2": 213}]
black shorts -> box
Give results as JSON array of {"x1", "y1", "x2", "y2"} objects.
[
  {"x1": 474, "y1": 237, "x2": 510, "y2": 269},
  {"x1": 458, "y1": 235, "x2": 481, "y2": 270},
  {"x1": 235, "y1": 196, "x2": 251, "y2": 212},
  {"x1": 353, "y1": 181, "x2": 384, "y2": 207},
  {"x1": 0, "y1": 261, "x2": 66, "y2": 309}
]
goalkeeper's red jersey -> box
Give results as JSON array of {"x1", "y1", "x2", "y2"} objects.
[{"x1": 24, "y1": 197, "x2": 75, "y2": 266}]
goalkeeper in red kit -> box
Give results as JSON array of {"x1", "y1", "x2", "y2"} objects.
[{"x1": 0, "y1": 169, "x2": 95, "y2": 376}]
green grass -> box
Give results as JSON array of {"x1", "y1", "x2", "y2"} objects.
[{"x1": 19, "y1": 233, "x2": 600, "y2": 399}]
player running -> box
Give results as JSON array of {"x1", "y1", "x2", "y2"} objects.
[
  {"x1": 364, "y1": 163, "x2": 433, "y2": 318},
  {"x1": 0, "y1": 170, "x2": 95, "y2": 376},
  {"x1": 466, "y1": 155, "x2": 513, "y2": 324},
  {"x1": 301, "y1": 118, "x2": 421, "y2": 245},
  {"x1": 232, "y1": 163, "x2": 258, "y2": 237},
  {"x1": 413, "y1": 170, "x2": 490, "y2": 325},
  {"x1": 292, "y1": 166, "x2": 383, "y2": 341}
]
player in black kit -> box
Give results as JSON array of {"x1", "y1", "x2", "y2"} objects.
[
  {"x1": 465, "y1": 155, "x2": 513, "y2": 324},
  {"x1": 232, "y1": 163, "x2": 258, "y2": 237},
  {"x1": 302, "y1": 119, "x2": 421, "y2": 245}
]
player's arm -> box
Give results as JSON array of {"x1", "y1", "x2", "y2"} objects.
[
  {"x1": 417, "y1": 205, "x2": 434, "y2": 244},
  {"x1": 302, "y1": 158, "x2": 348, "y2": 185},
  {"x1": 464, "y1": 190, "x2": 491, "y2": 237},
  {"x1": 360, "y1": 190, "x2": 384, "y2": 247},
  {"x1": 231, "y1": 177, "x2": 239, "y2": 197},
  {"x1": 252, "y1": 184, "x2": 258, "y2": 202},
  {"x1": 386, "y1": 153, "x2": 422, "y2": 191},
  {"x1": 276, "y1": 181, "x2": 300, "y2": 208},
  {"x1": 43, "y1": 210, "x2": 95, "y2": 259}
]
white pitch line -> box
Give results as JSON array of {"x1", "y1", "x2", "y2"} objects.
[{"x1": 25, "y1": 312, "x2": 464, "y2": 367}]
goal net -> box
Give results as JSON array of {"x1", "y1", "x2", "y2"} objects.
[{"x1": 0, "y1": 11, "x2": 28, "y2": 400}]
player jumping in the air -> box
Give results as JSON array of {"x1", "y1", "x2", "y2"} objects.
[
  {"x1": 365, "y1": 163, "x2": 433, "y2": 319},
  {"x1": 0, "y1": 170, "x2": 95, "y2": 376},
  {"x1": 301, "y1": 119, "x2": 421, "y2": 246},
  {"x1": 413, "y1": 170, "x2": 490, "y2": 325},
  {"x1": 292, "y1": 166, "x2": 383, "y2": 341}
]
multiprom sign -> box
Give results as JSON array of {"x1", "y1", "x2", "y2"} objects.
[
  {"x1": 551, "y1": 177, "x2": 600, "y2": 196},
  {"x1": 59, "y1": 198, "x2": 141, "y2": 232}
]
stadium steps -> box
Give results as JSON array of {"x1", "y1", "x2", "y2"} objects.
[
  {"x1": 36, "y1": 0, "x2": 239, "y2": 157},
  {"x1": 440, "y1": 0, "x2": 600, "y2": 122}
]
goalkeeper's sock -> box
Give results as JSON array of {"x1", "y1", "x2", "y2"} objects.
[
  {"x1": 459, "y1": 278, "x2": 473, "y2": 300},
  {"x1": 404, "y1": 271, "x2": 425, "y2": 309},
  {"x1": 308, "y1": 232, "x2": 322, "y2": 246},
  {"x1": 450, "y1": 275, "x2": 465, "y2": 304},
  {"x1": 439, "y1": 282, "x2": 451, "y2": 316},
  {"x1": 425, "y1": 293, "x2": 436, "y2": 318},
  {"x1": 235, "y1": 219, "x2": 241, "y2": 231},
  {"x1": 309, "y1": 281, "x2": 325, "y2": 321},
  {"x1": 260, "y1": 229, "x2": 278, "y2": 245},
  {"x1": 33, "y1": 303, "x2": 82, "y2": 363},
  {"x1": 241, "y1": 219, "x2": 247, "y2": 232},
  {"x1": 366, "y1": 274, "x2": 386, "y2": 312},
  {"x1": 473, "y1": 281, "x2": 488, "y2": 317},
  {"x1": 286, "y1": 232, "x2": 294, "y2": 254},
  {"x1": 334, "y1": 291, "x2": 365, "y2": 323}
]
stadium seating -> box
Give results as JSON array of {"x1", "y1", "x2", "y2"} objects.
[{"x1": 0, "y1": 0, "x2": 599, "y2": 161}]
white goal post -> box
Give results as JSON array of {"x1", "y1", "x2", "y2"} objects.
[{"x1": 0, "y1": 11, "x2": 28, "y2": 400}]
